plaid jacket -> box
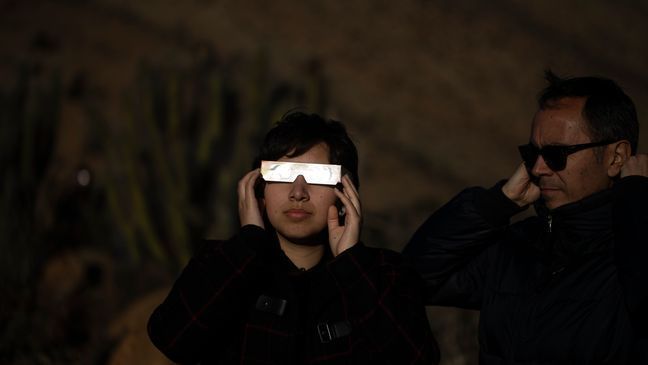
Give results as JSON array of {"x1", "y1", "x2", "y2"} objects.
[{"x1": 148, "y1": 225, "x2": 440, "y2": 364}]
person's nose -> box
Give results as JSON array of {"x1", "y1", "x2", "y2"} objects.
[
  {"x1": 289, "y1": 175, "x2": 310, "y2": 201},
  {"x1": 531, "y1": 155, "x2": 553, "y2": 177}
]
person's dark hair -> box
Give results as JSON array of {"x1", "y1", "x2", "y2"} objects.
[
  {"x1": 253, "y1": 111, "x2": 360, "y2": 189},
  {"x1": 538, "y1": 69, "x2": 639, "y2": 155}
]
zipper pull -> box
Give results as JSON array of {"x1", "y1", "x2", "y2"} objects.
[{"x1": 547, "y1": 214, "x2": 553, "y2": 233}]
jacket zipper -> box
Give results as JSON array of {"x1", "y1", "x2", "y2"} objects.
[{"x1": 546, "y1": 213, "x2": 565, "y2": 278}]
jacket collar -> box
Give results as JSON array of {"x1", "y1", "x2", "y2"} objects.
[{"x1": 532, "y1": 187, "x2": 614, "y2": 258}]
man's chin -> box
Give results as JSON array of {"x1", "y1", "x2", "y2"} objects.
[
  {"x1": 540, "y1": 189, "x2": 565, "y2": 209},
  {"x1": 541, "y1": 196, "x2": 568, "y2": 210}
]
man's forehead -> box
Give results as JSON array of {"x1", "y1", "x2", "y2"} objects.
[{"x1": 531, "y1": 99, "x2": 591, "y2": 145}]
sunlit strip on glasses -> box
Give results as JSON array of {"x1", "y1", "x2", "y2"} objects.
[{"x1": 260, "y1": 160, "x2": 341, "y2": 185}]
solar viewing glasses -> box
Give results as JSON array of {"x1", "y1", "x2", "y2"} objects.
[{"x1": 260, "y1": 161, "x2": 342, "y2": 186}]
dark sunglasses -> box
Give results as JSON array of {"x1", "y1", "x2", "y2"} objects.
[{"x1": 518, "y1": 140, "x2": 616, "y2": 171}]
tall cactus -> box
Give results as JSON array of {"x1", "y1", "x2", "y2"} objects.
[{"x1": 0, "y1": 65, "x2": 62, "y2": 360}]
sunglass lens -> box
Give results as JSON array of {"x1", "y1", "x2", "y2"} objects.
[
  {"x1": 518, "y1": 144, "x2": 538, "y2": 169},
  {"x1": 540, "y1": 145, "x2": 567, "y2": 171}
]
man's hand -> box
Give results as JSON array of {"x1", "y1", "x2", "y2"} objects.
[
  {"x1": 502, "y1": 163, "x2": 541, "y2": 207},
  {"x1": 327, "y1": 175, "x2": 362, "y2": 257},
  {"x1": 621, "y1": 154, "x2": 648, "y2": 178},
  {"x1": 237, "y1": 169, "x2": 264, "y2": 228}
]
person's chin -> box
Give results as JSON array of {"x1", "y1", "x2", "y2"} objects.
[
  {"x1": 541, "y1": 190, "x2": 565, "y2": 210},
  {"x1": 291, "y1": 239, "x2": 326, "y2": 247},
  {"x1": 279, "y1": 227, "x2": 327, "y2": 246},
  {"x1": 542, "y1": 196, "x2": 568, "y2": 210}
]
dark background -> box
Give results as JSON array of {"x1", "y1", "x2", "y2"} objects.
[{"x1": 2, "y1": 1, "x2": 648, "y2": 364}]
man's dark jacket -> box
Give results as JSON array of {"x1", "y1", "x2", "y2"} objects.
[
  {"x1": 148, "y1": 225, "x2": 440, "y2": 364},
  {"x1": 403, "y1": 176, "x2": 648, "y2": 364}
]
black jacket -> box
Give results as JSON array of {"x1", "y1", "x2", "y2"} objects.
[
  {"x1": 148, "y1": 225, "x2": 440, "y2": 364},
  {"x1": 404, "y1": 176, "x2": 648, "y2": 364}
]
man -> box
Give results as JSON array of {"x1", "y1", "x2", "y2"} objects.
[
  {"x1": 404, "y1": 71, "x2": 648, "y2": 364},
  {"x1": 148, "y1": 112, "x2": 440, "y2": 364}
]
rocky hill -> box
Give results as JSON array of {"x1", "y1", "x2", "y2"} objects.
[{"x1": 2, "y1": 1, "x2": 647, "y2": 363}]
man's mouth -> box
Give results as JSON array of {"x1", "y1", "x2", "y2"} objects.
[{"x1": 540, "y1": 186, "x2": 560, "y2": 194}]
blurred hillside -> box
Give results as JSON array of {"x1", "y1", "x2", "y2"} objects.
[{"x1": 1, "y1": 0, "x2": 648, "y2": 364}]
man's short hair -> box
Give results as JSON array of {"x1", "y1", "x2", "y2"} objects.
[
  {"x1": 254, "y1": 111, "x2": 360, "y2": 188},
  {"x1": 538, "y1": 70, "x2": 639, "y2": 154}
]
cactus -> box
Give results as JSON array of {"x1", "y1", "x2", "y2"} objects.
[
  {"x1": 0, "y1": 64, "x2": 62, "y2": 362},
  {"x1": 0, "y1": 46, "x2": 330, "y2": 363},
  {"x1": 95, "y1": 48, "x2": 329, "y2": 272}
]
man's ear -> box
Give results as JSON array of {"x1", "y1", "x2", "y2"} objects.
[{"x1": 607, "y1": 140, "x2": 631, "y2": 177}]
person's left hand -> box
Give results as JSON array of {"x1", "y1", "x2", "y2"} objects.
[
  {"x1": 327, "y1": 175, "x2": 362, "y2": 257},
  {"x1": 621, "y1": 153, "x2": 648, "y2": 178}
]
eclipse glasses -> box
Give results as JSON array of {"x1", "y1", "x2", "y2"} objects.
[
  {"x1": 260, "y1": 161, "x2": 341, "y2": 186},
  {"x1": 518, "y1": 140, "x2": 616, "y2": 171}
]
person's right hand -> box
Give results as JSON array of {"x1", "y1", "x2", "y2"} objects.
[
  {"x1": 501, "y1": 163, "x2": 541, "y2": 207},
  {"x1": 237, "y1": 169, "x2": 264, "y2": 228},
  {"x1": 620, "y1": 153, "x2": 648, "y2": 178}
]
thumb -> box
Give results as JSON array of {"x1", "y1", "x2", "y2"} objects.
[{"x1": 503, "y1": 163, "x2": 538, "y2": 207}]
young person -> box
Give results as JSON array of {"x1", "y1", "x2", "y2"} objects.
[{"x1": 148, "y1": 111, "x2": 440, "y2": 364}]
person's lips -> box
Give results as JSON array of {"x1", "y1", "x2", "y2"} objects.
[
  {"x1": 284, "y1": 208, "x2": 312, "y2": 220},
  {"x1": 540, "y1": 186, "x2": 561, "y2": 194}
]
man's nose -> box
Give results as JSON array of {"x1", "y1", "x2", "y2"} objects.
[
  {"x1": 289, "y1": 175, "x2": 310, "y2": 201},
  {"x1": 531, "y1": 155, "x2": 552, "y2": 176}
]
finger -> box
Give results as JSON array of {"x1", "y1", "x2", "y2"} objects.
[
  {"x1": 238, "y1": 169, "x2": 260, "y2": 204},
  {"x1": 623, "y1": 154, "x2": 648, "y2": 177},
  {"x1": 238, "y1": 173, "x2": 249, "y2": 203},
  {"x1": 513, "y1": 162, "x2": 531, "y2": 181},
  {"x1": 245, "y1": 169, "x2": 260, "y2": 196},
  {"x1": 341, "y1": 176, "x2": 361, "y2": 215},
  {"x1": 342, "y1": 174, "x2": 360, "y2": 198},
  {"x1": 339, "y1": 176, "x2": 356, "y2": 204},
  {"x1": 334, "y1": 188, "x2": 359, "y2": 221}
]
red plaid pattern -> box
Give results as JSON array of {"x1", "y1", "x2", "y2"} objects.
[{"x1": 148, "y1": 225, "x2": 439, "y2": 364}]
